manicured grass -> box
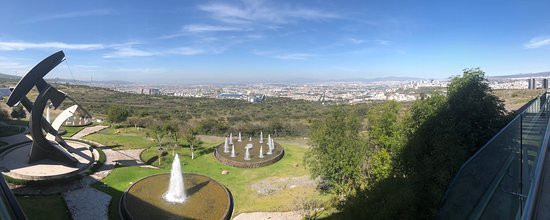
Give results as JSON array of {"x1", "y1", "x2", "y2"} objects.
[
  {"x1": 85, "y1": 127, "x2": 159, "y2": 150},
  {"x1": 16, "y1": 194, "x2": 71, "y2": 220},
  {"x1": 0, "y1": 125, "x2": 25, "y2": 137},
  {"x1": 102, "y1": 139, "x2": 329, "y2": 217},
  {"x1": 61, "y1": 126, "x2": 85, "y2": 137},
  {"x1": 0, "y1": 140, "x2": 6, "y2": 147}
]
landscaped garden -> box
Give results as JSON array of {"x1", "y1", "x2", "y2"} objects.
[
  {"x1": 85, "y1": 127, "x2": 157, "y2": 150},
  {"x1": 88, "y1": 127, "x2": 328, "y2": 219}
]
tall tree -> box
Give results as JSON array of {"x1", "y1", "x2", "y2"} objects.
[
  {"x1": 305, "y1": 107, "x2": 366, "y2": 196},
  {"x1": 364, "y1": 101, "x2": 403, "y2": 187},
  {"x1": 106, "y1": 104, "x2": 129, "y2": 123},
  {"x1": 401, "y1": 68, "x2": 507, "y2": 218}
]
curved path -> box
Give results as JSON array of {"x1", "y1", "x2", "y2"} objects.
[
  {"x1": 4, "y1": 125, "x2": 153, "y2": 220},
  {"x1": 71, "y1": 125, "x2": 108, "y2": 139}
]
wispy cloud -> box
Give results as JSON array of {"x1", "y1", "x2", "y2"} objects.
[
  {"x1": 22, "y1": 9, "x2": 113, "y2": 24},
  {"x1": 103, "y1": 46, "x2": 204, "y2": 58},
  {"x1": 0, "y1": 41, "x2": 104, "y2": 51},
  {"x1": 183, "y1": 24, "x2": 244, "y2": 33},
  {"x1": 345, "y1": 38, "x2": 365, "y2": 44},
  {"x1": 0, "y1": 57, "x2": 29, "y2": 75},
  {"x1": 274, "y1": 53, "x2": 314, "y2": 60},
  {"x1": 525, "y1": 37, "x2": 550, "y2": 49},
  {"x1": 198, "y1": 1, "x2": 339, "y2": 24},
  {"x1": 103, "y1": 47, "x2": 156, "y2": 58},
  {"x1": 253, "y1": 50, "x2": 314, "y2": 60},
  {"x1": 375, "y1": 39, "x2": 392, "y2": 46}
]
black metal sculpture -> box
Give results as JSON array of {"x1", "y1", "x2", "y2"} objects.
[{"x1": 6, "y1": 51, "x2": 89, "y2": 167}]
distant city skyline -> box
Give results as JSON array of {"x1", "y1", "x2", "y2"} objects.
[{"x1": 1, "y1": 0, "x2": 550, "y2": 83}]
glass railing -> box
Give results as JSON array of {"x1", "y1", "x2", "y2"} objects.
[{"x1": 438, "y1": 92, "x2": 549, "y2": 220}]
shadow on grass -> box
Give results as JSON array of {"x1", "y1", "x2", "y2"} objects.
[{"x1": 145, "y1": 155, "x2": 159, "y2": 165}]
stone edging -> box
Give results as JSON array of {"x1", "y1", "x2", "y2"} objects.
[
  {"x1": 119, "y1": 172, "x2": 234, "y2": 220},
  {"x1": 214, "y1": 143, "x2": 284, "y2": 168}
]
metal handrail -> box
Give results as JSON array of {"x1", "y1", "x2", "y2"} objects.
[
  {"x1": 441, "y1": 92, "x2": 544, "y2": 202},
  {"x1": 522, "y1": 95, "x2": 550, "y2": 220}
]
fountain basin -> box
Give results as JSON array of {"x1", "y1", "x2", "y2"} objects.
[
  {"x1": 120, "y1": 173, "x2": 233, "y2": 220},
  {"x1": 214, "y1": 139, "x2": 284, "y2": 168}
]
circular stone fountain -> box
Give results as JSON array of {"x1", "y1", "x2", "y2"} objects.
[
  {"x1": 120, "y1": 155, "x2": 233, "y2": 220},
  {"x1": 214, "y1": 135, "x2": 284, "y2": 168}
]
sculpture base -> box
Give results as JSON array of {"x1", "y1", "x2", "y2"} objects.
[{"x1": 0, "y1": 140, "x2": 96, "y2": 181}]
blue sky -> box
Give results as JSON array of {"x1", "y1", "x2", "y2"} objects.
[{"x1": 1, "y1": 0, "x2": 550, "y2": 83}]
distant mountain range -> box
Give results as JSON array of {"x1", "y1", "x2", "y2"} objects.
[
  {"x1": 2, "y1": 71, "x2": 550, "y2": 86},
  {"x1": 488, "y1": 71, "x2": 550, "y2": 79},
  {"x1": 0, "y1": 73, "x2": 133, "y2": 85},
  {"x1": 0, "y1": 73, "x2": 21, "y2": 80}
]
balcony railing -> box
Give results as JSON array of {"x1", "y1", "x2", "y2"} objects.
[{"x1": 438, "y1": 92, "x2": 550, "y2": 220}]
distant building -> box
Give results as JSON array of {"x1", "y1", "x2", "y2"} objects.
[
  {"x1": 148, "y1": 88, "x2": 161, "y2": 95},
  {"x1": 248, "y1": 94, "x2": 266, "y2": 103},
  {"x1": 528, "y1": 78, "x2": 536, "y2": 89},
  {"x1": 544, "y1": 79, "x2": 549, "y2": 90},
  {"x1": 218, "y1": 93, "x2": 243, "y2": 99}
]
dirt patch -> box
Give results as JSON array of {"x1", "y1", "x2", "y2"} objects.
[{"x1": 251, "y1": 175, "x2": 315, "y2": 195}]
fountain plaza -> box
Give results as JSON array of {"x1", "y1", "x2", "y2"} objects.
[{"x1": 215, "y1": 132, "x2": 285, "y2": 168}]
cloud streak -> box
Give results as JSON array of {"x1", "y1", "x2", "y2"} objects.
[
  {"x1": 0, "y1": 41, "x2": 104, "y2": 51},
  {"x1": 253, "y1": 50, "x2": 314, "y2": 60},
  {"x1": 103, "y1": 46, "x2": 204, "y2": 58},
  {"x1": 22, "y1": 9, "x2": 113, "y2": 24},
  {"x1": 525, "y1": 37, "x2": 550, "y2": 49},
  {"x1": 198, "y1": 1, "x2": 339, "y2": 24},
  {"x1": 183, "y1": 24, "x2": 244, "y2": 33}
]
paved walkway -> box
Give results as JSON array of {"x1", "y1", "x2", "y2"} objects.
[
  {"x1": 72, "y1": 125, "x2": 109, "y2": 139},
  {"x1": 63, "y1": 186, "x2": 110, "y2": 220},
  {"x1": 61, "y1": 141, "x2": 154, "y2": 220}
]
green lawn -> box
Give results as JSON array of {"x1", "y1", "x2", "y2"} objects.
[
  {"x1": 61, "y1": 126, "x2": 85, "y2": 137},
  {"x1": 16, "y1": 194, "x2": 71, "y2": 220},
  {"x1": 85, "y1": 127, "x2": 159, "y2": 150},
  {"x1": 94, "y1": 138, "x2": 329, "y2": 219},
  {"x1": 0, "y1": 140, "x2": 7, "y2": 147}
]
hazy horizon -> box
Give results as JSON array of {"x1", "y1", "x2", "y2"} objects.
[{"x1": 2, "y1": 0, "x2": 550, "y2": 83}]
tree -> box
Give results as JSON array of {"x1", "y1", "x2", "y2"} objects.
[
  {"x1": 338, "y1": 68, "x2": 509, "y2": 219},
  {"x1": 183, "y1": 127, "x2": 200, "y2": 159},
  {"x1": 146, "y1": 123, "x2": 167, "y2": 165},
  {"x1": 304, "y1": 107, "x2": 367, "y2": 197},
  {"x1": 106, "y1": 104, "x2": 129, "y2": 123},
  {"x1": 363, "y1": 101, "x2": 403, "y2": 187},
  {"x1": 399, "y1": 68, "x2": 507, "y2": 218},
  {"x1": 163, "y1": 123, "x2": 181, "y2": 155},
  {"x1": 10, "y1": 105, "x2": 26, "y2": 120}
]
